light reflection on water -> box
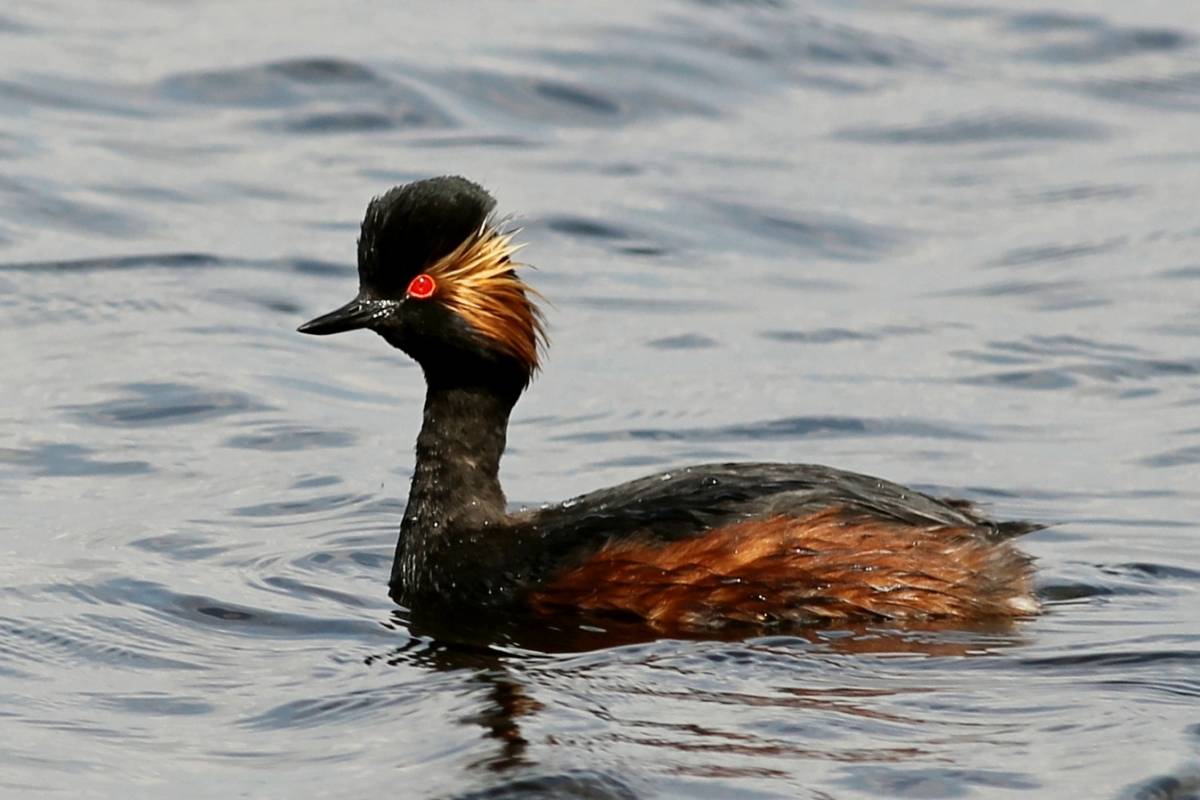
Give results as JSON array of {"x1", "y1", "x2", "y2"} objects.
[{"x1": 2, "y1": 1, "x2": 1199, "y2": 797}]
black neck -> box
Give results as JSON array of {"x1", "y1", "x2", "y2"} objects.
[{"x1": 390, "y1": 375, "x2": 518, "y2": 600}]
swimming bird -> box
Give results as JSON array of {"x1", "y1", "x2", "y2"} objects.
[{"x1": 299, "y1": 176, "x2": 1039, "y2": 631}]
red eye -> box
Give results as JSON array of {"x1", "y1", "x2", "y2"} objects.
[{"x1": 406, "y1": 273, "x2": 436, "y2": 299}]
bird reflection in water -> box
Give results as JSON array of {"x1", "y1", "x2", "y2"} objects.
[{"x1": 365, "y1": 607, "x2": 1027, "y2": 787}]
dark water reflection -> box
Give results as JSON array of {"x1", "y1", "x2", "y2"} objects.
[{"x1": 3, "y1": 0, "x2": 1200, "y2": 797}]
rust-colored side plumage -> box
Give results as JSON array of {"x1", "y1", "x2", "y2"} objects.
[
  {"x1": 426, "y1": 224, "x2": 546, "y2": 374},
  {"x1": 528, "y1": 508, "x2": 1036, "y2": 629}
]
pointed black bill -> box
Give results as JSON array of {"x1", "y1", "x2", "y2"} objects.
[{"x1": 297, "y1": 297, "x2": 394, "y2": 335}]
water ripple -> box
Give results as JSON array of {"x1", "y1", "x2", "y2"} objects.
[
  {"x1": 0, "y1": 442, "x2": 151, "y2": 478},
  {"x1": 555, "y1": 415, "x2": 986, "y2": 444},
  {"x1": 161, "y1": 58, "x2": 384, "y2": 107},
  {"x1": 161, "y1": 57, "x2": 454, "y2": 133},
  {"x1": 990, "y1": 238, "x2": 1124, "y2": 268},
  {"x1": 449, "y1": 770, "x2": 639, "y2": 800},
  {"x1": 644, "y1": 333, "x2": 719, "y2": 350},
  {"x1": 959, "y1": 352, "x2": 1200, "y2": 391},
  {"x1": 1119, "y1": 770, "x2": 1200, "y2": 800},
  {"x1": 1140, "y1": 446, "x2": 1200, "y2": 469},
  {"x1": 64, "y1": 383, "x2": 268, "y2": 428},
  {"x1": 0, "y1": 252, "x2": 221, "y2": 272},
  {"x1": 241, "y1": 683, "x2": 426, "y2": 731},
  {"x1": 1081, "y1": 70, "x2": 1200, "y2": 112},
  {"x1": 67, "y1": 578, "x2": 389, "y2": 641},
  {"x1": 711, "y1": 200, "x2": 903, "y2": 261},
  {"x1": 224, "y1": 424, "x2": 355, "y2": 452},
  {"x1": 0, "y1": 174, "x2": 147, "y2": 237},
  {"x1": 0, "y1": 615, "x2": 203, "y2": 672},
  {"x1": 89, "y1": 692, "x2": 215, "y2": 717},
  {"x1": 839, "y1": 112, "x2": 1109, "y2": 145},
  {"x1": 1013, "y1": 16, "x2": 1192, "y2": 64}
]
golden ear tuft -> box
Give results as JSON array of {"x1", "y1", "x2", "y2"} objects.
[{"x1": 425, "y1": 224, "x2": 547, "y2": 374}]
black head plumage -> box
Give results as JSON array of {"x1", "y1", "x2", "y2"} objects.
[{"x1": 357, "y1": 176, "x2": 497, "y2": 294}]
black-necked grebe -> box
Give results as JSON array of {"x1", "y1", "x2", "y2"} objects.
[{"x1": 299, "y1": 176, "x2": 1039, "y2": 630}]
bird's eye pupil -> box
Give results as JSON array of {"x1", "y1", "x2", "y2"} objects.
[{"x1": 406, "y1": 274, "x2": 437, "y2": 299}]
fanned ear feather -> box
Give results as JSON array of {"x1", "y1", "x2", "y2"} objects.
[{"x1": 426, "y1": 223, "x2": 547, "y2": 375}]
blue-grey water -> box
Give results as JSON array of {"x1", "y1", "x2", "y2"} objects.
[{"x1": 3, "y1": 2, "x2": 1200, "y2": 798}]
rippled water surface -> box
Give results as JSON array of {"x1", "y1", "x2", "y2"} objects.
[{"x1": 3, "y1": 2, "x2": 1200, "y2": 797}]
